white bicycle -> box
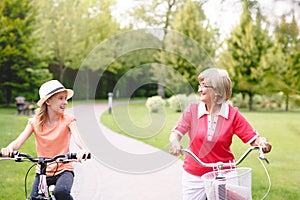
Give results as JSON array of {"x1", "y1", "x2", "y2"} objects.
[{"x1": 181, "y1": 146, "x2": 271, "y2": 200}]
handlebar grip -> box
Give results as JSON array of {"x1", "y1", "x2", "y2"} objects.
[
  {"x1": 69, "y1": 153, "x2": 77, "y2": 159},
  {"x1": 85, "y1": 153, "x2": 91, "y2": 159},
  {"x1": 69, "y1": 153, "x2": 91, "y2": 160},
  {"x1": 0, "y1": 152, "x2": 16, "y2": 158}
]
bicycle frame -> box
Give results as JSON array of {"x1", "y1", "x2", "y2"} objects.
[
  {"x1": 33, "y1": 157, "x2": 52, "y2": 200},
  {"x1": 0, "y1": 152, "x2": 91, "y2": 200}
]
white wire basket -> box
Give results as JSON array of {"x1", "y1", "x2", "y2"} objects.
[{"x1": 201, "y1": 167, "x2": 252, "y2": 200}]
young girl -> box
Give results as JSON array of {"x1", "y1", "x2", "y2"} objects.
[{"x1": 1, "y1": 80, "x2": 89, "y2": 200}]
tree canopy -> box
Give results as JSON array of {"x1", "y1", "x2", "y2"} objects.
[
  {"x1": 0, "y1": 0, "x2": 52, "y2": 105},
  {"x1": 0, "y1": 0, "x2": 299, "y2": 110},
  {"x1": 218, "y1": 1, "x2": 272, "y2": 110}
]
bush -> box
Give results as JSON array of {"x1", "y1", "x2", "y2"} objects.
[
  {"x1": 167, "y1": 94, "x2": 187, "y2": 112},
  {"x1": 167, "y1": 93, "x2": 200, "y2": 112},
  {"x1": 187, "y1": 93, "x2": 200, "y2": 105},
  {"x1": 231, "y1": 93, "x2": 248, "y2": 108},
  {"x1": 145, "y1": 96, "x2": 166, "y2": 113},
  {"x1": 291, "y1": 95, "x2": 300, "y2": 109}
]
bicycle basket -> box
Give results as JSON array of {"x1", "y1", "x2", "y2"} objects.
[{"x1": 201, "y1": 167, "x2": 252, "y2": 200}]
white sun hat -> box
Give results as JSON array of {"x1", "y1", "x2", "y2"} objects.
[{"x1": 37, "y1": 80, "x2": 74, "y2": 107}]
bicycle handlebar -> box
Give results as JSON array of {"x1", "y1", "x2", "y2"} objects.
[
  {"x1": 181, "y1": 146, "x2": 269, "y2": 170},
  {"x1": 0, "y1": 152, "x2": 91, "y2": 163}
]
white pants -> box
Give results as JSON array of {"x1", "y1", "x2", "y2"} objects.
[{"x1": 182, "y1": 169, "x2": 206, "y2": 200}]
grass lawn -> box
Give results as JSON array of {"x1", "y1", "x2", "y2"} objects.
[
  {"x1": 0, "y1": 108, "x2": 36, "y2": 200},
  {"x1": 101, "y1": 101, "x2": 300, "y2": 200},
  {"x1": 1, "y1": 101, "x2": 299, "y2": 200}
]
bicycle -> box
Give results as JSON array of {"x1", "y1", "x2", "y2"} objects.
[
  {"x1": 0, "y1": 151, "x2": 91, "y2": 200},
  {"x1": 181, "y1": 146, "x2": 271, "y2": 200}
]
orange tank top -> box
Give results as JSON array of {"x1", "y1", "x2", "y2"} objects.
[{"x1": 29, "y1": 114, "x2": 75, "y2": 176}]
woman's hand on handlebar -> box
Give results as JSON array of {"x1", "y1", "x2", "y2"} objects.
[
  {"x1": 169, "y1": 132, "x2": 183, "y2": 156},
  {"x1": 252, "y1": 136, "x2": 272, "y2": 154}
]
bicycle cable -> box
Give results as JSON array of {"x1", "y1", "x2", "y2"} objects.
[
  {"x1": 53, "y1": 161, "x2": 59, "y2": 176},
  {"x1": 24, "y1": 163, "x2": 36, "y2": 199},
  {"x1": 258, "y1": 157, "x2": 271, "y2": 200},
  {"x1": 47, "y1": 160, "x2": 59, "y2": 176}
]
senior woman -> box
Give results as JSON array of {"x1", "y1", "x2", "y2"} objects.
[{"x1": 169, "y1": 68, "x2": 272, "y2": 200}]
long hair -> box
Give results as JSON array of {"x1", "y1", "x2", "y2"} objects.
[{"x1": 36, "y1": 103, "x2": 48, "y2": 132}]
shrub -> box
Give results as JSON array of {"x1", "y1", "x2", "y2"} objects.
[
  {"x1": 167, "y1": 93, "x2": 201, "y2": 112},
  {"x1": 187, "y1": 93, "x2": 200, "y2": 104},
  {"x1": 231, "y1": 93, "x2": 248, "y2": 108},
  {"x1": 167, "y1": 94, "x2": 187, "y2": 112},
  {"x1": 145, "y1": 96, "x2": 166, "y2": 113},
  {"x1": 291, "y1": 95, "x2": 300, "y2": 109}
]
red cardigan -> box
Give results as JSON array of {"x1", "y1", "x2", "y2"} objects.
[{"x1": 172, "y1": 102, "x2": 258, "y2": 176}]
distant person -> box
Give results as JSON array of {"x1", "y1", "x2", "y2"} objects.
[
  {"x1": 23, "y1": 99, "x2": 35, "y2": 115},
  {"x1": 169, "y1": 68, "x2": 272, "y2": 200},
  {"x1": 15, "y1": 96, "x2": 25, "y2": 115},
  {"x1": 2, "y1": 80, "x2": 90, "y2": 200}
]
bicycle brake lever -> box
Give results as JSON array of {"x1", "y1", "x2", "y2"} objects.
[
  {"x1": 259, "y1": 156, "x2": 270, "y2": 164},
  {"x1": 58, "y1": 155, "x2": 70, "y2": 163},
  {"x1": 12, "y1": 152, "x2": 23, "y2": 162},
  {"x1": 258, "y1": 147, "x2": 270, "y2": 164},
  {"x1": 14, "y1": 156, "x2": 23, "y2": 162}
]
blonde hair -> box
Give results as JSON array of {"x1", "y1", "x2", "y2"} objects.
[
  {"x1": 36, "y1": 103, "x2": 48, "y2": 132},
  {"x1": 198, "y1": 68, "x2": 232, "y2": 104}
]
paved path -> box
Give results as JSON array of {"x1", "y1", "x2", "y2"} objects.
[{"x1": 67, "y1": 103, "x2": 183, "y2": 200}]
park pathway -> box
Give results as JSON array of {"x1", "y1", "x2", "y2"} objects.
[{"x1": 66, "y1": 103, "x2": 183, "y2": 200}]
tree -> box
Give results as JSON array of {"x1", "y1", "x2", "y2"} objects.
[
  {"x1": 161, "y1": 0, "x2": 219, "y2": 92},
  {"x1": 218, "y1": 0, "x2": 271, "y2": 110},
  {"x1": 130, "y1": 0, "x2": 181, "y2": 97},
  {"x1": 79, "y1": 29, "x2": 163, "y2": 99},
  {"x1": 261, "y1": 14, "x2": 300, "y2": 111},
  {"x1": 32, "y1": 0, "x2": 120, "y2": 83},
  {"x1": 0, "y1": 0, "x2": 50, "y2": 106},
  {"x1": 74, "y1": 0, "x2": 121, "y2": 100}
]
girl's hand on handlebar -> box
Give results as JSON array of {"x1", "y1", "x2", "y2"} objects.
[
  {"x1": 1, "y1": 147, "x2": 14, "y2": 158},
  {"x1": 76, "y1": 149, "x2": 90, "y2": 162}
]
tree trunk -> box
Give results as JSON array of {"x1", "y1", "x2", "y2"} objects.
[
  {"x1": 5, "y1": 87, "x2": 12, "y2": 107},
  {"x1": 156, "y1": 0, "x2": 175, "y2": 98},
  {"x1": 85, "y1": 69, "x2": 90, "y2": 100},
  {"x1": 248, "y1": 91, "x2": 253, "y2": 111},
  {"x1": 158, "y1": 83, "x2": 165, "y2": 98},
  {"x1": 285, "y1": 94, "x2": 289, "y2": 112}
]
